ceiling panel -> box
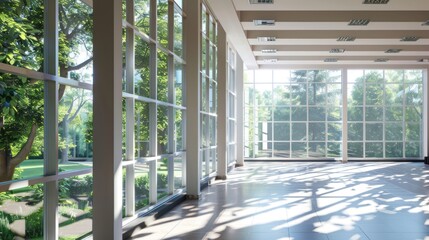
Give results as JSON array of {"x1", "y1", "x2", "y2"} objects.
[{"x1": 208, "y1": 0, "x2": 429, "y2": 68}]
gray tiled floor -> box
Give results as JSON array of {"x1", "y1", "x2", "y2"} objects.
[{"x1": 128, "y1": 162, "x2": 429, "y2": 240}]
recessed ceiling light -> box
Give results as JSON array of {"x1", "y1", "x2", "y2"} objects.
[
  {"x1": 418, "y1": 58, "x2": 429, "y2": 62},
  {"x1": 401, "y1": 36, "x2": 420, "y2": 42},
  {"x1": 385, "y1": 49, "x2": 402, "y2": 53},
  {"x1": 258, "y1": 37, "x2": 276, "y2": 42},
  {"x1": 422, "y1": 20, "x2": 429, "y2": 26},
  {"x1": 324, "y1": 58, "x2": 338, "y2": 62},
  {"x1": 263, "y1": 58, "x2": 278, "y2": 63},
  {"x1": 261, "y1": 49, "x2": 277, "y2": 53},
  {"x1": 249, "y1": 0, "x2": 273, "y2": 4},
  {"x1": 254, "y1": 20, "x2": 275, "y2": 26},
  {"x1": 337, "y1": 36, "x2": 356, "y2": 42},
  {"x1": 363, "y1": 0, "x2": 389, "y2": 4},
  {"x1": 375, "y1": 58, "x2": 389, "y2": 62},
  {"x1": 349, "y1": 19, "x2": 370, "y2": 26},
  {"x1": 330, "y1": 48, "x2": 345, "y2": 53}
]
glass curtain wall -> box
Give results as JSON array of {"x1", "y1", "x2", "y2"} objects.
[
  {"x1": 123, "y1": 0, "x2": 186, "y2": 214},
  {"x1": 245, "y1": 69, "x2": 424, "y2": 160},
  {"x1": 347, "y1": 70, "x2": 423, "y2": 159},
  {"x1": 0, "y1": 0, "x2": 94, "y2": 239},
  {"x1": 201, "y1": 3, "x2": 218, "y2": 179},
  {"x1": 227, "y1": 46, "x2": 237, "y2": 165},
  {"x1": 0, "y1": 0, "x2": 185, "y2": 239}
]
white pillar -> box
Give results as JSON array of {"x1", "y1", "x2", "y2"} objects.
[
  {"x1": 184, "y1": 0, "x2": 201, "y2": 198},
  {"x1": 341, "y1": 69, "x2": 348, "y2": 163},
  {"x1": 125, "y1": 0, "x2": 136, "y2": 217},
  {"x1": 148, "y1": 0, "x2": 158, "y2": 205},
  {"x1": 93, "y1": 0, "x2": 123, "y2": 238},
  {"x1": 216, "y1": 26, "x2": 227, "y2": 179},
  {"x1": 43, "y1": 0, "x2": 59, "y2": 239},
  {"x1": 236, "y1": 56, "x2": 245, "y2": 166},
  {"x1": 423, "y1": 68, "x2": 429, "y2": 163}
]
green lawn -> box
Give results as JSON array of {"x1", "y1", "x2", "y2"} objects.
[{"x1": 17, "y1": 159, "x2": 92, "y2": 179}]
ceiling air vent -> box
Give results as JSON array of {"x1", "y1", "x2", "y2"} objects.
[
  {"x1": 249, "y1": 0, "x2": 274, "y2": 4},
  {"x1": 337, "y1": 36, "x2": 356, "y2": 42},
  {"x1": 363, "y1": 0, "x2": 389, "y2": 4},
  {"x1": 422, "y1": 20, "x2": 429, "y2": 26},
  {"x1": 418, "y1": 59, "x2": 429, "y2": 62},
  {"x1": 330, "y1": 48, "x2": 345, "y2": 53},
  {"x1": 324, "y1": 58, "x2": 338, "y2": 63},
  {"x1": 401, "y1": 36, "x2": 420, "y2": 42},
  {"x1": 375, "y1": 58, "x2": 389, "y2": 62},
  {"x1": 258, "y1": 37, "x2": 276, "y2": 42},
  {"x1": 261, "y1": 49, "x2": 277, "y2": 53},
  {"x1": 385, "y1": 49, "x2": 402, "y2": 53},
  {"x1": 263, "y1": 59, "x2": 278, "y2": 63},
  {"x1": 254, "y1": 20, "x2": 275, "y2": 26},
  {"x1": 348, "y1": 19, "x2": 370, "y2": 26}
]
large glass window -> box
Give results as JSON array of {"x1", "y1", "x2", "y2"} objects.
[
  {"x1": 0, "y1": 0, "x2": 185, "y2": 237},
  {"x1": 200, "y1": 4, "x2": 218, "y2": 178},
  {"x1": 245, "y1": 69, "x2": 424, "y2": 160},
  {"x1": 347, "y1": 69, "x2": 423, "y2": 159}
]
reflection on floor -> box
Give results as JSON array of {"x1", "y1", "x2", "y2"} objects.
[{"x1": 128, "y1": 162, "x2": 429, "y2": 240}]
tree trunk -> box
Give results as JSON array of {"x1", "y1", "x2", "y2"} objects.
[
  {"x1": 0, "y1": 150, "x2": 16, "y2": 182},
  {"x1": 60, "y1": 119, "x2": 69, "y2": 164}
]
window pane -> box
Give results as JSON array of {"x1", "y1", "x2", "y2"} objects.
[
  {"x1": 273, "y1": 123, "x2": 290, "y2": 141},
  {"x1": 309, "y1": 107, "x2": 325, "y2": 121},
  {"x1": 59, "y1": 87, "x2": 93, "y2": 168},
  {"x1": 348, "y1": 142, "x2": 363, "y2": 158},
  {"x1": 274, "y1": 107, "x2": 290, "y2": 121},
  {"x1": 0, "y1": 74, "x2": 44, "y2": 182},
  {"x1": 292, "y1": 123, "x2": 306, "y2": 141},
  {"x1": 157, "y1": 0, "x2": 168, "y2": 47},
  {"x1": 291, "y1": 107, "x2": 307, "y2": 121},
  {"x1": 135, "y1": 161, "x2": 149, "y2": 211},
  {"x1": 273, "y1": 84, "x2": 290, "y2": 105},
  {"x1": 291, "y1": 142, "x2": 307, "y2": 158},
  {"x1": 136, "y1": 101, "x2": 150, "y2": 157},
  {"x1": 157, "y1": 158, "x2": 169, "y2": 200},
  {"x1": 157, "y1": 106, "x2": 168, "y2": 155},
  {"x1": 135, "y1": 39, "x2": 150, "y2": 97},
  {"x1": 157, "y1": 50, "x2": 168, "y2": 102},
  {"x1": 385, "y1": 142, "x2": 403, "y2": 158},
  {"x1": 174, "y1": 62, "x2": 183, "y2": 106},
  {"x1": 256, "y1": 142, "x2": 272, "y2": 158},
  {"x1": 365, "y1": 107, "x2": 383, "y2": 121},
  {"x1": 366, "y1": 123, "x2": 383, "y2": 141},
  {"x1": 406, "y1": 123, "x2": 420, "y2": 141},
  {"x1": 173, "y1": 9, "x2": 183, "y2": 58},
  {"x1": 365, "y1": 142, "x2": 383, "y2": 158},
  {"x1": 327, "y1": 143, "x2": 341, "y2": 157},
  {"x1": 348, "y1": 123, "x2": 363, "y2": 141},
  {"x1": 0, "y1": 186, "x2": 44, "y2": 239},
  {"x1": 405, "y1": 142, "x2": 420, "y2": 157},
  {"x1": 309, "y1": 142, "x2": 325, "y2": 158},
  {"x1": 365, "y1": 84, "x2": 383, "y2": 105},
  {"x1": 258, "y1": 122, "x2": 272, "y2": 141},
  {"x1": 309, "y1": 123, "x2": 325, "y2": 141},
  {"x1": 58, "y1": 175, "x2": 93, "y2": 239},
  {"x1": 135, "y1": 0, "x2": 150, "y2": 34},
  {"x1": 385, "y1": 123, "x2": 403, "y2": 141},
  {"x1": 274, "y1": 142, "x2": 290, "y2": 158},
  {"x1": 328, "y1": 123, "x2": 342, "y2": 141}
]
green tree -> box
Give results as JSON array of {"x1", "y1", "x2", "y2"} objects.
[{"x1": 0, "y1": 0, "x2": 93, "y2": 181}]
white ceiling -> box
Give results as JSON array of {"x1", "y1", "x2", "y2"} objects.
[{"x1": 207, "y1": 0, "x2": 429, "y2": 69}]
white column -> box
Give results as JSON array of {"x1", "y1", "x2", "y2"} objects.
[
  {"x1": 125, "y1": 0, "x2": 135, "y2": 217},
  {"x1": 149, "y1": 0, "x2": 158, "y2": 205},
  {"x1": 184, "y1": 0, "x2": 201, "y2": 198},
  {"x1": 341, "y1": 68, "x2": 348, "y2": 163},
  {"x1": 167, "y1": 0, "x2": 175, "y2": 194},
  {"x1": 236, "y1": 55, "x2": 245, "y2": 166},
  {"x1": 216, "y1": 26, "x2": 227, "y2": 179},
  {"x1": 93, "y1": 0, "x2": 123, "y2": 238},
  {"x1": 43, "y1": 0, "x2": 59, "y2": 239},
  {"x1": 423, "y1": 68, "x2": 429, "y2": 163}
]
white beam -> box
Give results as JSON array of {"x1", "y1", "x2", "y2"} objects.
[{"x1": 217, "y1": 25, "x2": 228, "y2": 179}]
